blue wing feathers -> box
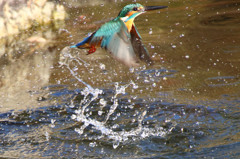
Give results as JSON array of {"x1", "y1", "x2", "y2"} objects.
[
  {"x1": 92, "y1": 18, "x2": 123, "y2": 48},
  {"x1": 70, "y1": 34, "x2": 93, "y2": 48},
  {"x1": 71, "y1": 18, "x2": 126, "y2": 49},
  {"x1": 70, "y1": 15, "x2": 152, "y2": 66}
]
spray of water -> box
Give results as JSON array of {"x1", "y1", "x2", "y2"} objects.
[{"x1": 59, "y1": 47, "x2": 169, "y2": 149}]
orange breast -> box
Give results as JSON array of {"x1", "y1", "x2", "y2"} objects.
[
  {"x1": 124, "y1": 18, "x2": 134, "y2": 32},
  {"x1": 124, "y1": 11, "x2": 138, "y2": 32}
]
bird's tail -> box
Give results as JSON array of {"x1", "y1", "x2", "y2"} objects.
[{"x1": 70, "y1": 33, "x2": 93, "y2": 49}]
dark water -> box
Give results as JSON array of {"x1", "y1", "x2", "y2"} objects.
[{"x1": 0, "y1": 0, "x2": 240, "y2": 158}]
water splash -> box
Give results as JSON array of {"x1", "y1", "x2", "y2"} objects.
[
  {"x1": 59, "y1": 46, "x2": 92, "y2": 90},
  {"x1": 59, "y1": 47, "x2": 168, "y2": 149}
]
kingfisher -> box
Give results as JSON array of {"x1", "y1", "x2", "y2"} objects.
[{"x1": 70, "y1": 3, "x2": 167, "y2": 67}]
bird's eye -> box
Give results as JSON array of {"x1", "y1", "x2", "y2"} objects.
[{"x1": 133, "y1": 7, "x2": 138, "y2": 11}]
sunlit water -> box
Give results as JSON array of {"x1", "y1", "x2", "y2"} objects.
[{"x1": 0, "y1": 0, "x2": 240, "y2": 158}]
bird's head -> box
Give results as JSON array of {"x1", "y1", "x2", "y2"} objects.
[{"x1": 118, "y1": 3, "x2": 167, "y2": 21}]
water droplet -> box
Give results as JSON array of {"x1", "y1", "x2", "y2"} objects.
[
  {"x1": 71, "y1": 114, "x2": 77, "y2": 119},
  {"x1": 180, "y1": 33, "x2": 185, "y2": 37},
  {"x1": 112, "y1": 124, "x2": 119, "y2": 129},
  {"x1": 89, "y1": 142, "x2": 97, "y2": 147},
  {"x1": 75, "y1": 128, "x2": 83, "y2": 135},
  {"x1": 155, "y1": 71, "x2": 160, "y2": 76},
  {"x1": 113, "y1": 142, "x2": 119, "y2": 149},
  {"x1": 45, "y1": 132, "x2": 49, "y2": 141},
  {"x1": 50, "y1": 119, "x2": 56, "y2": 128},
  {"x1": 99, "y1": 98, "x2": 107, "y2": 107},
  {"x1": 51, "y1": 119, "x2": 56, "y2": 124},
  {"x1": 98, "y1": 110, "x2": 103, "y2": 116},
  {"x1": 133, "y1": 83, "x2": 138, "y2": 89},
  {"x1": 99, "y1": 63, "x2": 105, "y2": 70},
  {"x1": 144, "y1": 79, "x2": 150, "y2": 83},
  {"x1": 129, "y1": 67, "x2": 135, "y2": 73}
]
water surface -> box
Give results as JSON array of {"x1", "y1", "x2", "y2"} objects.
[{"x1": 0, "y1": 0, "x2": 240, "y2": 158}]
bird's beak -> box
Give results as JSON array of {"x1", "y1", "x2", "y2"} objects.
[{"x1": 144, "y1": 6, "x2": 168, "y2": 11}]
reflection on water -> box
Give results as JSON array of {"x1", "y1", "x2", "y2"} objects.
[
  {"x1": 0, "y1": 40, "x2": 57, "y2": 112},
  {"x1": 0, "y1": 0, "x2": 240, "y2": 158}
]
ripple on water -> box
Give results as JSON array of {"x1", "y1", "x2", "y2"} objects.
[
  {"x1": 205, "y1": 76, "x2": 240, "y2": 87},
  {"x1": 1, "y1": 82, "x2": 238, "y2": 158}
]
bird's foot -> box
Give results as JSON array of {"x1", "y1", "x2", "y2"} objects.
[{"x1": 87, "y1": 46, "x2": 96, "y2": 55}]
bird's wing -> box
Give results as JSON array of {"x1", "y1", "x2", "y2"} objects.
[
  {"x1": 130, "y1": 24, "x2": 153, "y2": 65},
  {"x1": 70, "y1": 34, "x2": 93, "y2": 48},
  {"x1": 90, "y1": 19, "x2": 139, "y2": 67}
]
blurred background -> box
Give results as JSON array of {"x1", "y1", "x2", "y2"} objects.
[{"x1": 0, "y1": 0, "x2": 239, "y2": 158}]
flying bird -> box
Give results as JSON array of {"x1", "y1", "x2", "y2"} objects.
[{"x1": 70, "y1": 3, "x2": 167, "y2": 66}]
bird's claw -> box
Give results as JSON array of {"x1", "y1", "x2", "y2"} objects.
[{"x1": 87, "y1": 46, "x2": 96, "y2": 55}]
